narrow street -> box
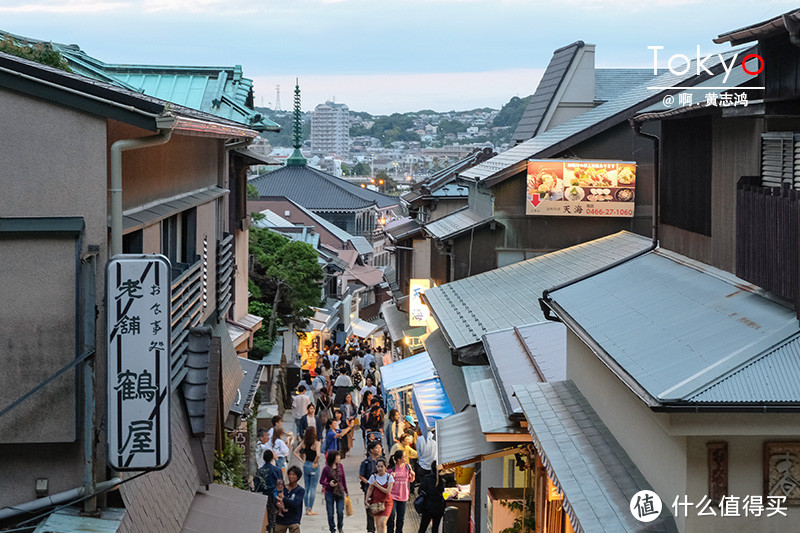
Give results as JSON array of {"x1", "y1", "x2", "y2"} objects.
[{"x1": 283, "y1": 411, "x2": 422, "y2": 533}]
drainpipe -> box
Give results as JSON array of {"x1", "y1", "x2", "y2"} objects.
[
  {"x1": 0, "y1": 478, "x2": 122, "y2": 521},
  {"x1": 538, "y1": 119, "x2": 661, "y2": 320},
  {"x1": 109, "y1": 117, "x2": 175, "y2": 256}
]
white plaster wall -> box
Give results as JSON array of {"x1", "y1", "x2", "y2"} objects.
[{"x1": 412, "y1": 238, "x2": 432, "y2": 280}]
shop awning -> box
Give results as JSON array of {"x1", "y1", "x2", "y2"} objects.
[
  {"x1": 381, "y1": 301, "x2": 410, "y2": 343},
  {"x1": 436, "y1": 407, "x2": 520, "y2": 469},
  {"x1": 423, "y1": 329, "x2": 470, "y2": 412},
  {"x1": 515, "y1": 381, "x2": 677, "y2": 533},
  {"x1": 412, "y1": 378, "x2": 455, "y2": 434},
  {"x1": 351, "y1": 317, "x2": 381, "y2": 339},
  {"x1": 181, "y1": 483, "x2": 267, "y2": 533},
  {"x1": 380, "y1": 351, "x2": 436, "y2": 392}
]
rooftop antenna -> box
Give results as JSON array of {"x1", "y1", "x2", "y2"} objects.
[
  {"x1": 275, "y1": 84, "x2": 281, "y2": 111},
  {"x1": 285, "y1": 78, "x2": 307, "y2": 167}
]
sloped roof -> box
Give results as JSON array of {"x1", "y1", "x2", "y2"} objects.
[
  {"x1": 462, "y1": 47, "x2": 751, "y2": 185},
  {"x1": 516, "y1": 381, "x2": 678, "y2": 533},
  {"x1": 594, "y1": 69, "x2": 655, "y2": 102},
  {"x1": 384, "y1": 217, "x2": 422, "y2": 241},
  {"x1": 423, "y1": 207, "x2": 496, "y2": 240},
  {"x1": 689, "y1": 333, "x2": 800, "y2": 403},
  {"x1": 424, "y1": 231, "x2": 652, "y2": 351},
  {"x1": 250, "y1": 165, "x2": 397, "y2": 210},
  {"x1": 402, "y1": 148, "x2": 494, "y2": 204},
  {"x1": 0, "y1": 50, "x2": 258, "y2": 137},
  {"x1": 512, "y1": 41, "x2": 584, "y2": 144},
  {"x1": 549, "y1": 249, "x2": 800, "y2": 405},
  {"x1": 0, "y1": 30, "x2": 279, "y2": 132},
  {"x1": 714, "y1": 9, "x2": 800, "y2": 45}
]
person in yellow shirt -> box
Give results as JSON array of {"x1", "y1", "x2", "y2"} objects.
[{"x1": 390, "y1": 433, "x2": 418, "y2": 460}]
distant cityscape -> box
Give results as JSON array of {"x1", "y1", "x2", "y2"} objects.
[{"x1": 251, "y1": 95, "x2": 528, "y2": 189}]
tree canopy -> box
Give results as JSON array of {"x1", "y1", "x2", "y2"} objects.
[
  {"x1": 248, "y1": 227, "x2": 324, "y2": 358},
  {"x1": 492, "y1": 95, "x2": 531, "y2": 128}
]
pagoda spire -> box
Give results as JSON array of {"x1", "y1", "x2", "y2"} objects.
[{"x1": 285, "y1": 78, "x2": 307, "y2": 166}]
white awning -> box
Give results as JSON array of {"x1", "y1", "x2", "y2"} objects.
[{"x1": 351, "y1": 318, "x2": 381, "y2": 339}]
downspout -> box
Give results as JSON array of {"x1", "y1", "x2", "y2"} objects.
[
  {"x1": 109, "y1": 118, "x2": 175, "y2": 256},
  {"x1": 537, "y1": 119, "x2": 661, "y2": 320}
]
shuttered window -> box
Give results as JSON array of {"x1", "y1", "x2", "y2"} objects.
[{"x1": 760, "y1": 132, "x2": 796, "y2": 188}]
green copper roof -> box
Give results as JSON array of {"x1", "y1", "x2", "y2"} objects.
[{"x1": 0, "y1": 30, "x2": 279, "y2": 132}]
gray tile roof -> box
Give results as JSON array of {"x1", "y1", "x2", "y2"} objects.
[
  {"x1": 290, "y1": 201, "x2": 373, "y2": 255},
  {"x1": 423, "y1": 207, "x2": 495, "y2": 240},
  {"x1": 550, "y1": 249, "x2": 800, "y2": 404},
  {"x1": 483, "y1": 322, "x2": 566, "y2": 415},
  {"x1": 384, "y1": 217, "x2": 422, "y2": 241},
  {"x1": 689, "y1": 333, "x2": 800, "y2": 403},
  {"x1": 436, "y1": 406, "x2": 504, "y2": 468},
  {"x1": 182, "y1": 327, "x2": 213, "y2": 436},
  {"x1": 250, "y1": 164, "x2": 398, "y2": 210},
  {"x1": 230, "y1": 357, "x2": 264, "y2": 415},
  {"x1": 512, "y1": 41, "x2": 584, "y2": 144},
  {"x1": 515, "y1": 381, "x2": 678, "y2": 533},
  {"x1": 463, "y1": 48, "x2": 749, "y2": 184},
  {"x1": 124, "y1": 186, "x2": 227, "y2": 232},
  {"x1": 462, "y1": 365, "x2": 493, "y2": 405},
  {"x1": 424, "y1": 231, "x2": 652, "y2": 351},
  {"x1": 471, "y1": 379, "x2": 515, "y2": 434},
  {"x1": 423, "y1": 328, "x2": 470, "y2": 412},
  {"x1": 594, "y1": 69, "x2": 655, "y2": 102}
]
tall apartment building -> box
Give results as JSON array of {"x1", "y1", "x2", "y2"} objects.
[{"x1": 311, "y1": 101, "x2": 350, "y2": 155}]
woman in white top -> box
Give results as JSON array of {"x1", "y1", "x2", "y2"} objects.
[
  {"x1": 365, "y1": 457, "x2": 395, "y2": 533},
  {"x1": 270, "y1": 428, "x2": 291, "y2": 478}
]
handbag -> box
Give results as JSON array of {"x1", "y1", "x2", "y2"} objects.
[
  {"x1": 345, "y1": 495, "x2": 354, "y2": 516},
  {"x1": 369, "y1": 502, "x2": 385, "y2": 516},
  {"x1": 413, "y1": 491, "x2": 426, "y2": 514}
]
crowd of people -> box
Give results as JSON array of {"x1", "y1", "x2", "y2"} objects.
[{"x1": 249, "y1": 339, "x2": 447, "y2": 533}]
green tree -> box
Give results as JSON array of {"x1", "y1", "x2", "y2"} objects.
[
  {"x1": 352, "y1": 161, "x2": 371, "y2": 176},
  {"x1": 249, "y1": 228, "x2": 324, "y2": 341},
  {"x1": 492, "y1": 95, "x2": 532, "y2": 128},
  {"x1": 438, "y1": 118, "x2": 467, "y2": 135}
]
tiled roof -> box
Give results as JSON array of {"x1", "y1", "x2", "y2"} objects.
[
  {"x1": 471, "y1": 379, "x2": 515, "y2": 434},
  {"x1": 515, "y1": 381, "x2": 678, "y2": 533},
  {"x1": 423, "y1": 207, "x2": 495, "y2": 240},
  {"x1": 402, "y1": 148, "x2": 493, "y2": 204},
  {"x1": 689, "y1": 333, "x2": 800, "y2": 403},
  {"x1": 594, "y1": 69, "x2": 655, "y2": 102},
  {"x1": 0, "y1": 31, "x2": 279, "y2": 132},
  {"x1": 483, "y1": 322, "x2": 566, "y2": 415},
  {"x1": 349, "y1": 236, "x2": 374, "y2": 256},
  {"x1": 424, "y1": 231, "x2": 652, "y2": 351},
  {"x1": 436, "y1": 406, "x2": 505, "y2": 469},
  {"x1": 714, "y1": 9, "x2": 800, "y2": 45},
  {"x1": 250, "y1": 165, "x2": 397, "y2": 210},
  {"x1": 512, "y1": 41, "x2": 584, "y2": 144},
  {"x1": 384, "y1": 217, "x2": 422, "y2": 241},
  {"x1": 462, "y1": 47, "x2": 750, "y2": 184},
  {"x1": 0, "y1": 50, "x2": 259, "y2": 135},
  {"x1": 462, "y1": 365, "x2": 493, "y2": 405},
  {"x1": 550, "y1": 249, "x2": 800, "y2": 404}
]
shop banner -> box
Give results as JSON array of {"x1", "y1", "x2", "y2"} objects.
[
  {"x1": 107, "y1": 254, "x2": 171, "y2": 471},
  {"x1": 526, "y1": 159, "x2": 637, "y2": 217},
  {"x1": 409, "y1": 279, "x2": 431, "y2": 327}
]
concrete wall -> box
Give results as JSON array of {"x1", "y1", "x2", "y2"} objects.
[
  {"x1": 566, "y1": 331, "x2": 688, "y2": 530},
  {"x1": 427, "y1": 198, "x2": 468, "y2": 222},
  {"x1": 412, "y1": 238, "x2": 432, "y2": 280},
  {"x1": 232, "y1": 227, "x2": 250, "y2": 321},
  {"x1": 0, "y1": 88, "x2": 108, "y2": 504}
]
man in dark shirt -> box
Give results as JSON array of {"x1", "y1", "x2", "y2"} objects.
[
  {"x1": 253, "y1": 450, "x2": 283, "y2": 533},
  {"x1": 276, "y1": 465, "x2": 305, "y2": 533},
  {"x1": 359, "y1": 442, "x2": 383, "y2": 533}
]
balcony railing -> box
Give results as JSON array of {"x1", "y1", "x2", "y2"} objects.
[
  {"x1": 217, "y1": 233, "x2": 235, "y2": 319},
  {"x1": 170, "y1": 260, "x2": 203, "y2": 388},
  {"x1": 736, "y1": 177, "x2": 799, "y2": 313}
]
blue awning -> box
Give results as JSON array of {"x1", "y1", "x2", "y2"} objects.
[
  {"x1": 380, "y1": 351, "x2": 436, "y2": 392},
  {"x1": 412, "y1": 378, "x2": 455, "y2": 434}
]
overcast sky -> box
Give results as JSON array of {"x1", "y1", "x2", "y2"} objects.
[{"x1": 1, "y1": 0, "x2": 795, "y2": 114}]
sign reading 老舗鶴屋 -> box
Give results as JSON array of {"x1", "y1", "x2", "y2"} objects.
[
  {"x1": 526, "y1": 159, "x2": 637, "y2": 217},
  {"x1": 107, "y1": 255, "x2": 171, "y2": 471},
  {"x1": 409, "y1": 279, "x2": 430, "y2": 327}
]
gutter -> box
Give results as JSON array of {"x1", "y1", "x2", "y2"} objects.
[
  {"x1": 537, "y1": 120, "x2": 662, "y2": 321},
  {"x1": 109, "y1": 116, "x2": 175, "y2": 256}
]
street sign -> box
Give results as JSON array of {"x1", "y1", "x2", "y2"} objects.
[{"x1": 107, "y1": 255, "x2": 171, "y2": 470}]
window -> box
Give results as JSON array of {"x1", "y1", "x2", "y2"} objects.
[
  {"x1": 161, "y1": 207, "x2": 197, "y2": 271},
  {"x1": 122, "y1": 230, "x2": 143, "y2": 254},
  {"x1": 660, "y1": 116, "x2": 712, "y2": 235}
]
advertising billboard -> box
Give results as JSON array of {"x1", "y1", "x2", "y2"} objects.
[
  {"x1": 526, "y1": 159, "x2": 637, "y2": 217},
  {"x1": 409, "y1": 279, "x2": 431, "y2": 327}
]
